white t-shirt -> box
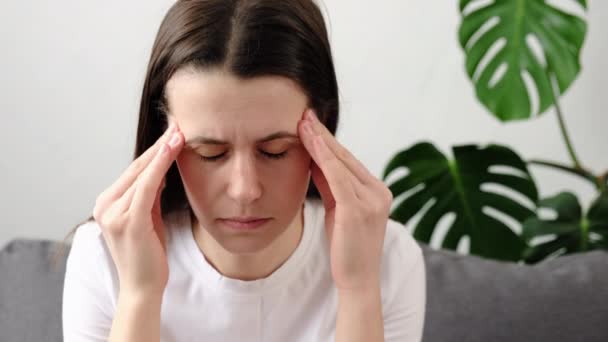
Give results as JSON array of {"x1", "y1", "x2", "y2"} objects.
[{"x1": 62, "y1": 198, "x2": 426, "y2": 341}]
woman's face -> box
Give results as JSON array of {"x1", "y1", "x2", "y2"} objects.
[{"x1": 166, "y1": 68, "x2": 313, "y2": 255}]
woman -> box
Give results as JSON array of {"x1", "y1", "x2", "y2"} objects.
[{"x1": 61, "y1": 0, "x2": 426, "y2": 341}]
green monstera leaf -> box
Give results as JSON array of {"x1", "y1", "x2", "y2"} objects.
[
  {"x1": 459, "y1": 0, "x2": 587, "y2": 121},
  {"x1": 521, "y1": 192, "x2": 608, "y2": 263},
  {"x1": 382, "y1": 142, "x2": 538, "y2": 261}
]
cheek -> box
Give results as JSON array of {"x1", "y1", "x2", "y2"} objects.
[
  {"x1": 274, "y1": 149, "x2": 312, "y2": 186},
  {"x1": 291, "y1": 149, "x2": 312, "y2": 176},
  {"x1": 175, "y1": 152, "x2": 209, "y2": 188}
]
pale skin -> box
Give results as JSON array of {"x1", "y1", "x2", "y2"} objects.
[
  {"x1": 168, "y1": 69, "x2": 313, "y2": 281},
  {"x1": 93, "y1": 74, "x2": 392, "y2": 342}
]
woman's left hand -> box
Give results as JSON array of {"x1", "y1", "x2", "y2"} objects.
[{"x1": 298, "y1": 108, "x2": 393, "y2": 293}]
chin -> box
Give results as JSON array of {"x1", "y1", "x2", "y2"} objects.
[
  {"x1": 209, "y1": 220, "x2": 285, "y2": 255},
  {"x1": 220, "y1": 241, "x2": 272, "y2": 255}
]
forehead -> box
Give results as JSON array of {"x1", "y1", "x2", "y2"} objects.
[{"x1": 165, "y1": 69, "x2": 308, "y2": 144}]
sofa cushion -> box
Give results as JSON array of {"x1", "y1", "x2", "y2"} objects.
[
  {"x1": 0, "y1": 239, "x2": 70, "y2": 342},
  {"x1": 1, "y1": 238, "x2": 607, "y2": 342},
  {"x1": 420, "y1": 242, "x2": 608, "y2": 342}
]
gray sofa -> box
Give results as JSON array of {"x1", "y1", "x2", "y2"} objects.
[{"x1": 1, "y1": 238, "x2": 607, "y2": 342}]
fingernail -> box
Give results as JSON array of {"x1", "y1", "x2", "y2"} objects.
[
  {"x1": 303, "y1": 121, "x2": 316, "y2": 136},
  {"x1": 306, "y1": 109, "x2": 318, "y2": 122},
  {"x1": 159, "y1": 144, "x2": 169, "y2": 155},
  {"x1": 169, "y1": 133, "x2": 181, "y2": 147},
  {"x1": 168, "y1": 121, "x2": 177, "y2": 133}
]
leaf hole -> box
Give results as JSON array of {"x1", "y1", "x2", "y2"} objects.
[
  {"x1": 465, "y1": 16, "x2": 500, "y2": 51},
  {"x1": 390, "y1": 183, "x2": 425, "y2": 211},
  {"x1": 526, "y1": 33, "x2": 547, "y2": 68},
  {"x1": 589, "y1": 232, "x2": 602, "y2": 243},
  {"x1": 457, "y1": 235, "x2": 470, "y2": 254},
  {"x1": 430, "y1": 212, "x2": 456, "y2": 249},
  {"x1": 488, "y1": 165, "x2": 528, "y2": 178},
  {"x1": 488, "y1": 62, "x2": 508, "y2": 88},
  {"x1": 483, "y1": 205, "x2": 522, "y2": 235},
  {"x1": 384, "y1": 167, "x2": 409, "y2": 187},
  {"x1": 405, "y1": 197, "x2": 436, "y2": 238},
  {"x1": 461, "y1": 0, "x2": 494, "y2": 16},
  {"x1": 545, "y1": 0, "x2": 586, "y2": 18},
  {"x1": 473, "y1": 37, "x2": 506, "y2": 83},
  {"x1": 538, "y1": 207, "x2": 558, "y2": 220},
  {"x1": 529, "y1": 234, "x2": 558, "y2": 246},
  {"x1": 521, "y1": 70, "x2": 540, "y2": 117},
  {"x1": 480, "y1": 182, "x2": 536, "y2": 210}
]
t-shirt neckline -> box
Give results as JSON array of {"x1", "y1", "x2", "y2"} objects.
[{"x1": 173, "y1": 198, "x2": 321, "y2": 296}]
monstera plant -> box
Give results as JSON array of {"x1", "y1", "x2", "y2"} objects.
[{"x1": 382, "y1": 0, "x2": 608, "y2": 263}]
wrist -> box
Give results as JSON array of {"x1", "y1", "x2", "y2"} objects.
[
  {"x1": 111, "y1": 289, "x2": 163, "y2": 342},
  {"x1": 336, "y1": 285, "x2": 384, "y2": 342},
  {"x1": 118, "y1": 288, "x2": 164, "y2": 308},
  {"x1": 337, "y1": 277, "x2": 381, "y2": 296},
  {"x1": 338, "y1": 284, "x2": 382, "y2": 306}
]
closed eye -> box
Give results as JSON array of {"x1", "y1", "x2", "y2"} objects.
[{"x1": 199, "y1": 151, "x2": 288, "y2": 162}]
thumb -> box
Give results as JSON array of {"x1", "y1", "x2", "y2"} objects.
[
  {"x1": 152, "y1": 177, "x2": 166, "y2": 216},
  {"x1": 151, "y1": 177, "x2": 167, "y2": 253},
  {"x1": 311, "y1": 162, "x2": 335, "y2": 209}
]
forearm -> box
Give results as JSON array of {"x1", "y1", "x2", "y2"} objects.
[
  {"x1": 335, "y1": 286, "x2": 384, "y2": 342},
  {"x1": 109, "y1": 292, "x2": 163, "y2": 342}
]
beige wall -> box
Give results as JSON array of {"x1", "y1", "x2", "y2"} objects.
[{"x1": 1, "y1": 0, "x2": 606, "y2": 251}]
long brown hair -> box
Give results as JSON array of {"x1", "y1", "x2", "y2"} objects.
[{"x1": 54, "y1": 0, "x2": 340, "y2": 263}]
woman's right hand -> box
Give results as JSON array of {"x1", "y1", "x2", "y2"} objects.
[{"x1": 93, "y1": 121, "x2": 184, "y2": 298}]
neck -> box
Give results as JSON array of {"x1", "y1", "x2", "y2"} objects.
[{"x1": 192, "y1": 206, "x2": 304, "y2": 281}]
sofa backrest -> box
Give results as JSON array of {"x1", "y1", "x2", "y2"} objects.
[
  {"x1": 1, "y1": 238, "x2": 607, "y2": 342},
  {"x1": 1, "y1": 239, "x2": 68, "y2": 342},
  {"x1": 419, "y1": 243, "x2": 608, "y2": 342}
]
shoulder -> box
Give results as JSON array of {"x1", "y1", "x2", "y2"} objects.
[
  {"x1": 379, "y1": 219, "x2": 426, "y2": 340},
  {"x1": 66, "y1": 219, "x2": 118, "y2": 294},
  {"x1": 379, "y1": 218, "x2": 426, "y2": 306},
  {"x1": 382, "y1": 218, "x2": 424, "y2": 271},
  {"x1": 63, "y1": 220, "x2": 117, "y2": 338},
  {"x1": 69, "y1": 219, "x2": 107, "y2": 259}
]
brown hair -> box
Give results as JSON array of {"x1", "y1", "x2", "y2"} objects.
[{"x1": 53, "y1": 0, "x2": 340, "y2": 264}]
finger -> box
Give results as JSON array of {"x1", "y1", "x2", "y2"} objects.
[
  {"x1": 151, "y1": 179, "x2": 167, "y2": 254},
  {"x1": 131, "y1": 131, "x2": 183, "y2": 214},
  {"x1": 310, "y1": 161, "x2": 336, "y2": 209},
  {"x1": 114, "y1": 180, "x2": 138, "y2": 214},
  {"x1": 303, "y1": 109, "x2": 374, "y2": 186},
  {"x1": 152, "y1": 175, "x2": 167, "y2": 218},
  {"x1": 100, "y1": 122, "x2": 177, "y2": 207},
  {"x1": 300, "y1": 120, "x2": 357, "y2": 202},
  {"x1": 113, "y1": 174, "x2": 165, "y2": 214}
]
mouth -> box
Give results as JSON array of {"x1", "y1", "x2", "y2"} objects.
[
  {"x1": 218, "y1": 217, "x2": 272, "y2": 230},
  {"x1": 223, "y1": 216, "x2": 270, "y2": 222}
]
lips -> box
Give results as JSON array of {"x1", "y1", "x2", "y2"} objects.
[
  {"x1": 219, "y1": 217, "x2": 271, "y2": 230},
  {"x1": 223, "y1": 217, "x2": 269, "y2": 222}
]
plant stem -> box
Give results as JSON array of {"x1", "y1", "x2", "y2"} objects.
[
  {"x1": 528, "y1": 159, "x2": 598, "y2": 188},
  {"x1": 580, "y1": 216, "x2": 589, "y2": 251},
  {"x1": 550, "y1": 76, "x2": 583, "y2": 170},
  {"x1": 546, "y1": 77, "x2": 607, "y2": 194}
]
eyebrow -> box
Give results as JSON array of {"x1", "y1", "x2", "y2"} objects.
[{"x1": 185, "y1": 131, "x2": 300, "y2": 146}]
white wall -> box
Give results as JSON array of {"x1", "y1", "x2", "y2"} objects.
[{"x1": 1, "y1": 0, "x2": 606, "y2": 251}]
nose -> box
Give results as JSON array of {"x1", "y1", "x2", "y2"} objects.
[{"x1": 226, "y1": 154, "x2": 263, "y2": 204}]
